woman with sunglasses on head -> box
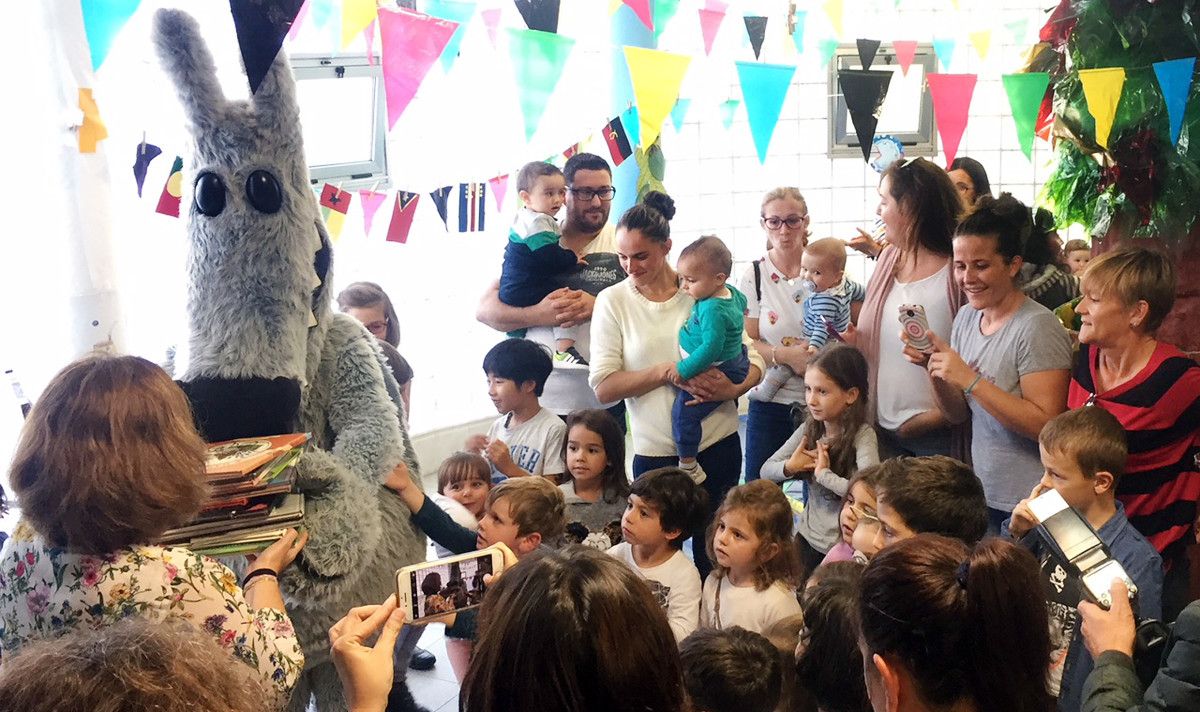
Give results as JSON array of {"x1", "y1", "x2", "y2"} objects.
[{"x1": 738, "y1": 187, "x2": 816, "y2": 481}]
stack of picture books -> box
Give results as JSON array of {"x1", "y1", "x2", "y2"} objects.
[{"x1": 159, "y1": 433, "x2": 309, "y2": 556}]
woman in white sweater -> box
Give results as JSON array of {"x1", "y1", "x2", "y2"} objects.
[{"x1": 589, "y1": 192, "x2": 763, "y2": 575}]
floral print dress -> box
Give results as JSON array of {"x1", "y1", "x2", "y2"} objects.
[{"x1": 0, "y1": 531, "x2": 304, "y2": 701}]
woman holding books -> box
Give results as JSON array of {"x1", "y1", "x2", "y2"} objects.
[{"x1": 0, "y1": 356, "x2": 307, "y2": 704}]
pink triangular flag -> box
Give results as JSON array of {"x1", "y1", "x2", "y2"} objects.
[
  {"x1": 359, "y1": 189, "x2": 387, "y2": 233},
  {"x1": 698, "y1": 8, "x2": 725, "y2": 56},
  {"x1": 705, "y1": 0, "x2": 728, "y2": 10},
  {"x1": 623, "y1": 0, "x2": 653, "y2": 30},
  {"x1": 363, "y1": 20, "x2": 376, "y2": 66},
  {"x1": 378, "y1": 8, "x2": 459, "y2": 129},
  {"x1": 488, "y1": 173, "x2": 510, "y2": 210},
  {"x1": 287, "y1": 0, "x2": 310, "y2": 41},
  {"x1": 927, "y1": 73, "x2": 977, "y2": 168},
  {"x1": 481, "y1": 8, "x2": 502, "y2": 47},
  {"x1": 892, "y1": 40, "x2": 917, "y2": 76}
]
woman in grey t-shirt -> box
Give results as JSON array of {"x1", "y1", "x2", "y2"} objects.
[{"x1": 902, "y1": 195, "x2": 1072, "y2": 533}]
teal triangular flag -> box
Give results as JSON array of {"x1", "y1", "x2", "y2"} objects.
[
  {"x1": 426, "y1": 0, "x2": 476, "y2": 72},
  {"x1": 622, "y1": 106, "x2": 642, "y2": 148},
  {"x1": 1006, "y1": 19, "x2": 1028, "y2": 42},
  {"x1": 653, "y1": 0, "x2": 681, "y2": 40},
  {"x1": 817, "y1": 39, "x2": 839, "y2": 68},
  {"x1": 81, "y1": 0, "x2": 141, "y2": 70},
  {"x1": 670, "y1": 98, "x2": 691, "y2": 132},
  {"x1": 1153, "y1": 57, "x2": 1195, "y2": 147},
  {"x1": 736, "y1": 62, "x2": 796, "y2": 163},
  {"x1": 508, "y1": 28, "x2": 576, "y2": 141},
  {"x1": 720, "y1": 99, "x2": 740, "y2": 129},
  {"x1": 933, "y1": 37, "x2": 956, "y2": 69},
  {"x1": 791, "y1": 11, "x2": 807, "y2": 53}
]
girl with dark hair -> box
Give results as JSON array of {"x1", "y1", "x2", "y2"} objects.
[
  {"x1": 1016, "y1": 207, "x2": 1081, "y2": 312},
  {"x1": 559, "y1": 409, "x2": 631, "y2": 549},
  {"x1": 860, "y1": 535, "x2": 1054, "y2": 712},
  {"x1": 904, "y1": 193, "x2": 1072, "y2": 533},
  {"x1": 589, "y1": 191, "x2": 764, "y2": 576},
  {"x1": 853, "y1": 157, "x2": 965, "y2": 459}
]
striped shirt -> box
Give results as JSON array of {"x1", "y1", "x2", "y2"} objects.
[
  {"x1": 1068, "y1": 341, "x2": 1200, "y2": 560},
  {"x1": 802, "y1": 277, "x2": 865, "y2": 350}
]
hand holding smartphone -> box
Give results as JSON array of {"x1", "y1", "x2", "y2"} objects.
[
  {"x1": 395, "y1": 545, "x2": 510, "y2": 622},
  {"x1": 898, "y1": 304, "x2": 934, "y2": 354}
]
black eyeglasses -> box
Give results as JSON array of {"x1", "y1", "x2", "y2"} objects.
[
  {"x1": 761, "y1": 215, "x2": 808, "y2": 230},
  {"x1": 568, "y1": 186, "x2": 616, "y2": 201}
]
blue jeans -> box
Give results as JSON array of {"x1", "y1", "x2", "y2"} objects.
[
  {"x1": 672, "y1": 351, "x2": 750, "y2": 459},
  {"x1": 744, "y1": 400, "x2": 800, "y2": 482},
  {"x1": 877, "y1": 425, "x2": 953, "y2": 459},
  {"x1": 633, "y1": 432, "x2": 743, "y2": 579}
]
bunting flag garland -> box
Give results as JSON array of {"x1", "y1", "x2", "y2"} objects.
[
  {"x1": 720, "y1": 98, "x2": 740, "y2": 129},
  {"x1": 81, "y1": 0, "x2": 141, "y2": 71},
  {"x1": 319, "y1": 183, "x2": 351, "y2": 240},
  {"x1": 822, "y1": 0, "x2": 843, "y2": 38},
  {"x1": 621, "y1": 106, "x2": 641, "y2": 148},
  {"x1": 624, "y1": 46, "x2": 691, "y2": 147},
  {"x1": 653, "y1": 0, "x2": 681, "y2": 40},
  {"x1": 1153, "y1": 58, "x2": 1194, "y2": 147},
  {"x1": 791, "y1": 11, "x2": 806, "y2": 54},
  {"x1": 426, "y1": 0, "x2": 477, "y2": 71},
  {"x1": 341, "y1": 0, "x2": 377, "y2": 48},
  {"x1": 892, "y1": 40, "x2": 917, "y2": 75},
  {"x1": 856, "y1": 38, "x2": 881, "y2": 71},
  {"x1": 78, "y1": 88, "x2": 108, "y2": 153},
  {"x1": 387, "y1": 191, "x2": 421, "y2": 244},
  {"x1": 744, "y1": 17, "x2": 768, "y2": 60},
  {"x1": 1078, "y1": 67, "x2": 1125, "y2": 149},
  {"x1": 481, "y1": 8, "x2": 502, "y2": 46},
  {"x1": 358, "y1": 189, "x2": 387, "y2": 234},
  {"x1": 229, "y1": 0, "x2": 307, "y2": 94},
  {"x1": 488, "y1": 174, "x2": 510, "y2": 210},
  {"x1": 603, "y1": 115, "x2": 634, "y2": 166},
  {"x1": 698, "y1": 8, "x2": 725, "y2": 56},
  {"x1": 509, "y1": 29, "x2": 576, "y2": 141},
  {"x1": 132, "y1": 141, "x2": 162, "y2": 197},
  {"x1": 622, "y1": 0, "x2": 653, "y2": 30},
  {"x1": 736, "y1": 62, "x2": 796, "y2": 163},
  {"x1": 926, "y1": 73, "x2": 977, "y2": 168},
  {"x1": 1001, "y1": 72, "x2": 1050, "y2": 159},
  {"x1": 514, "y1": 0, "x2": 560, "y2": 34},
  {"x1": 458, "y1": 182, "x2": 487, "y2": 231},
  {"x1": 156, "y1": 156, "x2": 184, "y2": 217},
  {"x1": 378, "y1": 8, "x2": 459, "y2": 129},
  {"x1": 430, "y1": 185, "x2": 453, "y2": 228},
  {"x1": 670, "y1": 98, "x2": 691, "y2": 131},
  {"x1": 838, "y1": 70, "x2": 892, "y2": 162},
  {"x1": 968, "y1": 30, "x2": 991, "y2": 61},
  {"x1": 932, "y1": 37, "x2": 955, "y2": 69}
]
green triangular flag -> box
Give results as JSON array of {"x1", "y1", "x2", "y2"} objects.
[
  {"x1": 1001, "y1": 72, "x2": 1049, "y2": 159},
  {"x1": 817, "y1": 38, "x2": 838, "y2": 68},
  {"x1": 1006, "y1": 19, "x2": 1028, "y2": 42},
  {"x1": 507, "y1": 28, "x2": 575, "y2": 141},
  {"x1": 720, "y1": 98, "x2": 740, "y2": 129},
  {"x1": 653, "y1": 0, "x2": 681, "y2": 40}
]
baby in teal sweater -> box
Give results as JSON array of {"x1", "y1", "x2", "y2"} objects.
[{"x1": 669, "y1": 236, "x2": 750, "y2": 484}]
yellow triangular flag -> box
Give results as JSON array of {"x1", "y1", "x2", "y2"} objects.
[
  {"x1": 969, "y1": 30, "x2": 991, "y2": 60},
  {"x1": 823, "y1": 0, "x2": 843, "y2": 38},
  {"x1": 609, "y1": 0, "x2": 623, "y2": 15},
  {"x1": 1079, "y1": 67, "x2": 1126, "y2": 149},
  {"x1": 341, "y1": 0, "x2": 378, "y2": 49},
  {"x1": 78, "y1": 88, "x2": 108, "y2": 153},
  {"x1": 623, "y1": 46, "x2": 692, "y2": 147}
]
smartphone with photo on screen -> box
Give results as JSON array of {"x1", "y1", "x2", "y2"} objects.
[{"x1": 395, "y1": 546, "x2": 506, "y2": 621}]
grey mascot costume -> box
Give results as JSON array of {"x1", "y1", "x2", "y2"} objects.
[{"x1": 153, "y1": 10, "x2": 426, "y2": 711}]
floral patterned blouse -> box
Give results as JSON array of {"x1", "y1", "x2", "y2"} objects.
[{"x1": 0, "y1": 531, "x2": 304, "y2": 701}]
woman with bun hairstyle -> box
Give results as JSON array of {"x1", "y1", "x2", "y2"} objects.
[
  {"x1": 860, "y1": 534, "x2": 1054, "y2": 712},
  {"x1": 903, "y1": 193, "x2": 1071, "y2": 534},
  {"x1": 589, "y1": 191, "x2": 764, "y2": 576}
]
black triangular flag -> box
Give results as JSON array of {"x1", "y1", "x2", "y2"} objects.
[
  {"x1": 744, "y1": 16, "x2": 768, "y2": 60},
  {"x1": 838, "y1": 70, "x2": 893, "y2": 162},
  {"x1": 514, "y1": 0, "x2": 560, "y2": 33},
  {"x1": 856, "y1": 38, "x2": 882, "y2": 71},
  {"x1": 430, "y1": 186, "x2": 453, "y2": 229},
  {"x1": 229, "y1": 0, "x2": 306, "y2": 94}
]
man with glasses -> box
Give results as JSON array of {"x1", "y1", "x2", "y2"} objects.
[{"x1": 476, "y1": 153, "x2": 627, "y2": 427}]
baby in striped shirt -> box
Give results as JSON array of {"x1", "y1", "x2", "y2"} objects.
[{"x1": 800, "y1": 238, "x2": 865, "y2": 353}]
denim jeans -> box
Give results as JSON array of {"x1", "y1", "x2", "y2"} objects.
[
  {"x1": 876, "y1": 425, "x2": 953, "y2": 459},
  {"x1": 744, "y1": 400, "x2": 801, "y2": 482}
]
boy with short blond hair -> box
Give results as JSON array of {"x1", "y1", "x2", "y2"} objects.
[{"x1": 1005, "y1": 407, "x2": 1163, "y2": 712}]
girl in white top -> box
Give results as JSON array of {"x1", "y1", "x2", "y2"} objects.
[
  {"x1": 700, "y1": 480, "x2": 803, "y2": 634},
  {"x1": 737, "y1": 187, "x2": 815, "y2": 482}
]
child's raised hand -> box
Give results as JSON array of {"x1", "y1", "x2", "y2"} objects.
[
  {"x1": 384, "y1": 461, "x2": 413, "y2": 494},
  {"x1": 785, "y1": 437, "x2": 816, "y2": 478},
  {"x1": 464, "y1": 434, "x2": 488, "y2": 453},
  {"x1": 1008, "y1": 481, "x2": 1049, "y2": 539},
  {"x1": 813, "y1": 440, "x2": 830, "y2": 472},
  {"x1": 485, "y1": 439, "x2": 515, "y2": 475}
]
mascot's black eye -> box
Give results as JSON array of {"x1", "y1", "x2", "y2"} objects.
[
  {"x1": 194, "y1": 173, "x2": 226, "y2": 217},
  {"x1": 246, "y1": 170, "x2": 283, "y2": 214}
]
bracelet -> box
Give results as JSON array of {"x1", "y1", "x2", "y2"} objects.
[
  {"x1": 963, "y1": 372, "x2": 983, "y2": 395},
  {"x1": 242, "y1": 568, "x2": 278, "y2": 589},
  {"x1": 768, "y1": 346, "x2": 777, "y2": 367}
]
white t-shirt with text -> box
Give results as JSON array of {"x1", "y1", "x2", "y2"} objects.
[{"x1": 485, "y1": 407, "x2": 566, "y2": 479}]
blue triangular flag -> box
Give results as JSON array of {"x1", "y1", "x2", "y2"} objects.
[
  {"x1": 791, "y1": 11, "x2": 807, "y2": 54},
  {"x1": 720, "y1": 99, "x2": 740, "y2": 129},
  {"x1": 1153, "y1": 57, "x2": 1195, "y2": 147},
  {"x1": 81, "y1": 0, "x2": 141, "y2": 71},
  {"x1": 670, "y1": 98, "x2": 691, "y2": 132},
  {"x1": 736, "y1": 62, "x2": 796, "y2": 162},
  {"x1": 425, "y1": 0, "x2": 476, "y2": 72},
  {"x1": 933, "y1": 37, "x2": 956, "y2": 69},
  {"x1": 621, "y1": 105, "x2": 642, "y2": 149}
]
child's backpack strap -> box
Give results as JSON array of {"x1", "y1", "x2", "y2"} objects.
[{"x1": 753, "y1": 258, "x2": 762, "y2": 303}]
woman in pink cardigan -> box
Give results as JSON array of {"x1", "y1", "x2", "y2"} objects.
[{"x1": 850, "y1": 158, "x2": 965, "y2": 458}]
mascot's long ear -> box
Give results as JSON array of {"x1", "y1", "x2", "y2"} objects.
[
  {"x1": 153, "y1": 9, "x2": 226, "y2": 135},
  {"x1": 252, "y1": 52, "x2": 302, "y2": 132}
]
